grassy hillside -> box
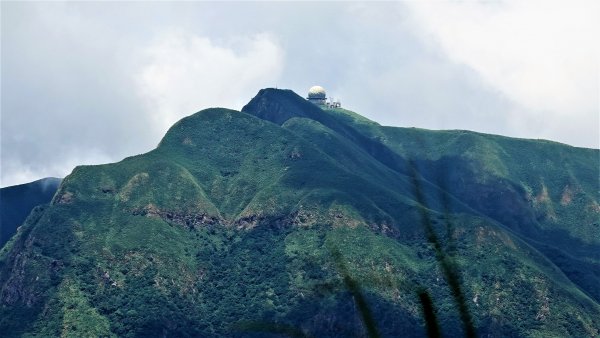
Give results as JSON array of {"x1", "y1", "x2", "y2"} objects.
[
  {"x1": 243, "y1": 89, "x2": 599, "y2": 304},
  {"x1": 0, "y1": 89, "x2": 598, "y2": 337}
]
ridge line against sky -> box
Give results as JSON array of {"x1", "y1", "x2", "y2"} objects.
[{"x1": 1, "y1": 1, "x2": 598, "y2": 187}]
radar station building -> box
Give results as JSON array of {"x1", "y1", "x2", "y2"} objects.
[
  {"x1": 307, "y1": 86, "x2": 327, "y2": 105},
  {"x1": 307, "y1": 86, "x2": 341, "y2": 108}
]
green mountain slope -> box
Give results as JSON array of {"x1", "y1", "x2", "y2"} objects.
[
  {"x1": 1, "y1": 89, "x2": 598, "y2": 337},
  {"x1": 0, "y1": 177, "x2": 62, "y2": 248}
]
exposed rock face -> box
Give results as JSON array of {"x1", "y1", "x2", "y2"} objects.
[
  {"x1": 1, "y1": 207, "x2": 54, "y2": 307},
  {"x1": 131, "y1": 206, "x2": 220, "y2": 229},
  {"x1": 55, "y1": 191, "x2": 74, "y2": 205}
]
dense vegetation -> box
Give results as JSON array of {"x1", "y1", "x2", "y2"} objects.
[
  {"x1": 0, "y1": 89, "x2": 598, "y2": 337},
  {"x1": 0, "y1": 177, "x2": 61, "y2": 248}
]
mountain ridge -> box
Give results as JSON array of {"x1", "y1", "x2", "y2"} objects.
[{"x1": 1, "y1": 88, "x2": 598, "y2": 337}]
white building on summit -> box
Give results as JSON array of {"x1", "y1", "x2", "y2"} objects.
[
  {"x1": 307, "y1": 86, "x2": 341, "y2": 108},
  {"x1": 307, "y1": 86, "x2": 327, "y2": 105}
]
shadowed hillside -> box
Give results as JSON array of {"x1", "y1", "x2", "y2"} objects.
[{"x1": 0, "y1": 178, "x2": 62, "y2": 248}]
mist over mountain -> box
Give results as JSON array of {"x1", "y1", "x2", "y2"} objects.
[
  {"x1": 1, "y1": 89, "x2": 598, "y2": 337},
  {"x1": 0, "y1": 177, "x2": 62, "y2": 248}
]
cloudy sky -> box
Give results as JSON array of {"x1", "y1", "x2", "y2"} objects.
[{"x1": 1, "y1": 1, "x2": 598, "y2": 187}]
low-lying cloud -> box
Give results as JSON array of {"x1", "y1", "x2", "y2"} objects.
[
  {"x1": 1, "y1": 2, "x2": 284, "y2": 187},
  {"x1": 135, "y1": 29, "x2": 283, "y2": 135},
  {"x1": 405, "y1": 0, "x2": 599, "y2": 145},
  {"x1": 1, "y1": 1, "x2": 597, "y2": 187}
]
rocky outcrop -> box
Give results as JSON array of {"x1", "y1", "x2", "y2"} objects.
[{"x1": 131, "y1": 205, "x2": 220, "y2": 229}]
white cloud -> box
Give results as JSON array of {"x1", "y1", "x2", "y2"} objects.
[
  {"x1": 0, "y1": 151, "x2": 113, "y2": 188},
  {"x1": 406, "y1": 0, "x2": 599, "y2": 147},
  {"x1": 2, "y1": 2, "x2": 597, "y2": 188},
  {"x1": 135, "y1": 29, "x2": 284, "y2": 134},
  {"x1": 1, "y1": 5, "x2": 285, "y2": 187}
]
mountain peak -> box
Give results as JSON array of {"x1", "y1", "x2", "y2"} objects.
[{"x1": 241, "y1": 88, "x2": 325, "y2": 125}]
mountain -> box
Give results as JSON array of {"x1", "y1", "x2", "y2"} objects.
[
  {"x1": 0, "y1": 177, "x2": 62, "y2": 248},
  {"x1": 0, "y1": 88, "x2": 598, "y2": 337}
]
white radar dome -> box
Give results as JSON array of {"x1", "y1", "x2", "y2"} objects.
[{"x1": 308, "y1": 86, "x2": 326, "y2": 99}]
